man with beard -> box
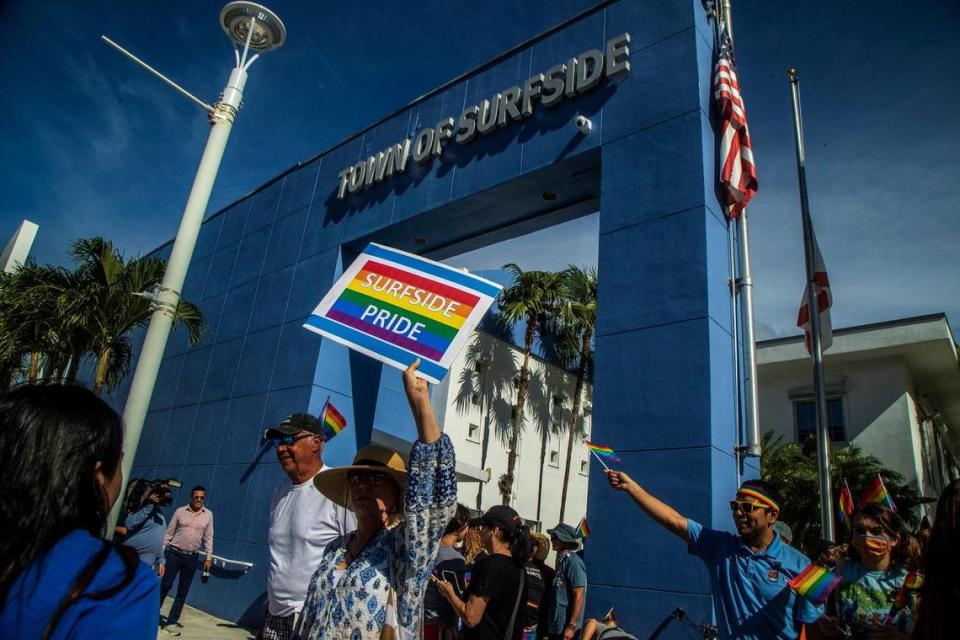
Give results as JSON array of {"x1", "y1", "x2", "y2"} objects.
[{"x1": 605, "y1": 472, "x2": 822, "y2": 640}]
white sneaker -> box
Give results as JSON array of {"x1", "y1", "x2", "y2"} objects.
[{"x1": 160, "y1": 625, "x2": 181, "y2": 636}]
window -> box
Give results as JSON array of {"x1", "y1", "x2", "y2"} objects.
[
  {"x1": 474, "y1": 362, "x2": 486, "y2": 373},
  {"x1": 513, "y1": 377, "x2": 521, "y2": 389},
  {"x1": 580, "y1": 459, "x2": 588, "y2": 475},
  {"x1": 471, "y1": 391, "x2": 481, "y2": 406},
  {"x1": 794, "y1": 397, "x2": 845, "y2": 443},
  {"x1": 549, "y1": 449, "x2": 560, "y2": 467},
  {"x1": 553, "y1": 394, "x2": 565, "y2": 408},
  {"x1": 467, "y1": 423, "x2": 481, "y2": 443}
]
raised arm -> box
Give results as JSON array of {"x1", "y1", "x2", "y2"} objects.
[
  {"x1": 124, "y1": 502, "x2": 155, "y2": 530},
  {"x1": 392, "y1": 359, "x2": 458, "y2": 628},
  {"x1": 606, "y1": 470, "x2": 689, "y2": 542},
  {"x1": 402, "y1": 358, "x2": 440, "y2": 444}
]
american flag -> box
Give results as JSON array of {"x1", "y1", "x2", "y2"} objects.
[
  {"x1": 796, "y1": 229, "x2": 832, "y2": 356},
  {"x1": 714, "y1": 33, "x2": 758, "y2": 219}
]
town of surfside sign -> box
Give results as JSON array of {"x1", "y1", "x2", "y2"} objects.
[{"x1": 335, "y1": 33, "x2": 631, "y2": 200}]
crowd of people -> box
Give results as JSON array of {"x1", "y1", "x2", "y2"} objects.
[{"x1": 0, "y1": 367, "x2": 957, "y2": 640}]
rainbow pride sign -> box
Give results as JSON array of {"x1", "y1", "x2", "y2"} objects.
[{"x1": 304, "y1": 243, "x2": 502, "y2": 383}]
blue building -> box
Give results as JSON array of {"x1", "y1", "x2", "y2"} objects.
[{"x1": 117, "y1": 0, "x2": 746, "y2": 634}]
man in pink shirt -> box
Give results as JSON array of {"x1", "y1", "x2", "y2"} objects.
[{"x1": 159, "y1": 485, "x2": 214, "y2": 636}]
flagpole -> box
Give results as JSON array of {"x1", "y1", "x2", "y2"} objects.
[
  {"x1": 720, "y1": 0, "x2": 762, "y2": 459},
  {"x1": 788, "y1": 67, "x2": 836, "y2": 543}
]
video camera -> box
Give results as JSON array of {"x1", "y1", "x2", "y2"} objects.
[{"x1": 124, "y1": 477, "x2": 181, "y2": 513}]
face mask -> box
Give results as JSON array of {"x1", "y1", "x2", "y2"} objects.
[{"x1": 852, "y1": 533, "x2": 892, "y2": 559}]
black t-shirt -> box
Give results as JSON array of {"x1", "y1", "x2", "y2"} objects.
[
  {"x1": 523, "y1": 562, "x2": 545, "y2": 627},
  {"x1": 461, "y1": 553, "x2": 527, "y2": 640}
]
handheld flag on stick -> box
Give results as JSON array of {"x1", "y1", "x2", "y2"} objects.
[
  {"x1": 861, "y1": 474, "x2": 897, "y2": 512},
  {"x1": 838, "y1": 479, "x2": 855, "y2": 526},
  {"x1": 602, "y1": 608, "x2": 616, "y2": 625},
  {"x1": 788, "y1": 564, "x2": 841, "y2": 605},
  {"x1": 576, "y1": 518, "x2": 591, "y2": 539},
  {"x1": 319, "y1": 398, "x2": 348, "y2": 441},
  {"x1": 884, "y1": 570, "x2": 923, "y2": 624},
  {"x1": 585, "y1": 440, "x2": 621, "y2": 471}
]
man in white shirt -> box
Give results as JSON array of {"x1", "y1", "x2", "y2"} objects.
[{"x1": 259, "y1": 413, "x2": 356, "y2": 640}]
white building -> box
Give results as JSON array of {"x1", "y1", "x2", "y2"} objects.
[
  {"x1": 431, "y1": 330, "x2": 593, "y2": 531},
  {"x1": 757, "y1": 313, "x2": 960, "y2": 514}
]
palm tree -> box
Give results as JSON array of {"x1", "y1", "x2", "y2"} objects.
[
  {"x1": 61, "y1": 238, "x2": 205, "y2": 395},
  {"x1": 0, "y1": 263, "x2": 74, "y2": 384},
  {"x1": 497, "y1": 264, "x2": 567, "y2": 505},
  {"x1": 556, "y1": 266, "x2": 597, "y2": 522}
]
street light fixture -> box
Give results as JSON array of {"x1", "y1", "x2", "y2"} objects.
[{"x1": 104, "y1": 2, "x2": 285, "y2": 535}]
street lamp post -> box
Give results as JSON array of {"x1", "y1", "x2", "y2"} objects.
[{"x1": 105, "y1": 2, "x2": 286, "y2": 535}]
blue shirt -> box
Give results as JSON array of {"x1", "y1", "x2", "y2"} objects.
[
  {"x1": 687, "y1": 520, "x2": 822, "y2": 639},
  {"x1": 549, "y1": 551, "x2": 587, "y2": 634},
  {"x1": 124, "y1": 504, "x2": 167, "y2": 567},
  {"x1": 0, "y1": 529, "x2": 159, "y2": 640}
]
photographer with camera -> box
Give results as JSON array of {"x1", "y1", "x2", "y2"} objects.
[{"x1": 123, "y1": 478, "x2": 177, "y2": 575}]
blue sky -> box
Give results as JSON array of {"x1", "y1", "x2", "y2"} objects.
[{"x1": 1, "y1": 1, "x2": 957, "y2": 340}]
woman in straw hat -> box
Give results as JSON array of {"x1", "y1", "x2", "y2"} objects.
[{"x1": 296, "y1": 360, "x2": 457, "y2": 640}]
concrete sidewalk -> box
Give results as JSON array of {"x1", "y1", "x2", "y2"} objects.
[{"x1": 159, "y1": 598, "x2": 256, "y2": 639}]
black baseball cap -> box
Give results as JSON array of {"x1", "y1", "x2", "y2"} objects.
[
  {"x1": 264, "y1": 413, "x2": 323, "y2": 440},
  {"x1": 470, "y1": 505, "x2": 522, "y2": 534}
]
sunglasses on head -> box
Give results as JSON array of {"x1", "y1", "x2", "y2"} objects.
[
  {"x1": 729, "y1": 500, "x2": 769, "y2": 514},
  {"x1": 271, "y1": 433, "x2": 314, "y2": 448},
  {"x1": 347, "y1": 470, "x2": 393, "y2": 487}
]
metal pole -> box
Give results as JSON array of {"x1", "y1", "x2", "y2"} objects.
[
  {"x1": 788, "y1": 68, "x2": 835, "y2": 542},
  {"x1": 106, "y1": 65, "x2": 249, "y2": 536},
  {"x1": 720, "y1": 0, "x2": 762, "y2": 458}
]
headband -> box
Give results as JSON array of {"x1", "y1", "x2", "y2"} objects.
[{"x1": 738, "y1": 486, "x2": 780, "y2": 513}]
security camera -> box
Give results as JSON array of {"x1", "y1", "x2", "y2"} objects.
[{"x1": 575, "y1": 115, "x2": 592, "y2": 135}]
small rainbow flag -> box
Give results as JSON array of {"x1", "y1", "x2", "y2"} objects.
[
  {"x1": 577, "y1": 518, "x2": 591, "y2": 539},
  {"x1": 885, "y1": 570, "x2": 923, "y2": 623},
  {"x1": 838, "y1": 479, "x2": 855, "y2": 526},
  {"x1": 320, "y1": 399, "x2": 348, "y2": 441},
  {"x1": 788, "y1": 564, "x2": 840, "y2": 605},
  {"x1": 585, "y1": 440, "x2": 621, "y2": 462},
  {"x1": 861, "y1": 474, "x2": 897, "y2": 512}
]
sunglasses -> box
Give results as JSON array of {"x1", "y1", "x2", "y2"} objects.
[
  {"x1": 729, "y1": 500, "x2": 769, "y2": 514},
  {"x1": 347, "y1": 471, "x2": 393, "y2": 487},
  {"x1": 271, "y1": 433, "x2": 314, "y2": 448}
]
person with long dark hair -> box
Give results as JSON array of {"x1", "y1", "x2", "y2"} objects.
[
  {"x1": 0, "y1": 385, "x2": 159, "y2": 639},
  {"x1": 435, "y1": 505, "x2": 531, "y2": 640},
  {"x1": 423, "y1": 503, "x2": 471, "y2": 640},
  {"x1": 811, "y1": 504, "x2": 918, "y2": 639},
  {"x1": 913, "y1": 478, "x2": 960, "y2": 639}
]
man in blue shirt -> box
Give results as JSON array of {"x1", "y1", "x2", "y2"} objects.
[
  {"x1": 546, "y1": 523, "x2": 587, "y2": 640},
  {"x1": 605, "y1": 472, "x2": 822, "y2": 639}
]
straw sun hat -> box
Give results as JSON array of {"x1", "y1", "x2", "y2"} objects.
[{"x1": 313, "y1": 444, "x2": 407, "y2": 508}]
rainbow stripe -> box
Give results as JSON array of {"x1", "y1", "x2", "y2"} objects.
[
  {"x1": 861, "y1": 474, "x2": 897, "y2": 512},
  {"x1": 577, "y1": 518, "x2": 591, "y2": 539},
  {"x1": 585, "y1": 440, "x2": 621, "y2": 462},
  {"x1": 305, "y1": 243, "x2": 501, "y2": 384},
  {"x1": 838, "y1": 479, "x2": 855, "y2": 526},
  {"x1": 737, "y1": 486, "x2": 780, "y2": 513},
  {"x1": 320, "y1": 400, "x2": 347, "y2": 441},
  {"x1": 788, "y1": 564, "x2": 840, "y2": 605}
]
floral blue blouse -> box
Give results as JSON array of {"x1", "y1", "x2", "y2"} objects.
[{"x1": 295, "y1": 434, "x2": 457, "y2": 640}]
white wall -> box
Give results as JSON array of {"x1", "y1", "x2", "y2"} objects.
[
  {"x1": 437, "y1": 331, "x2": 592, "y2": 531},
  {"x1": 758, "y1": 355, "x2": 925, "y2": 488}
]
